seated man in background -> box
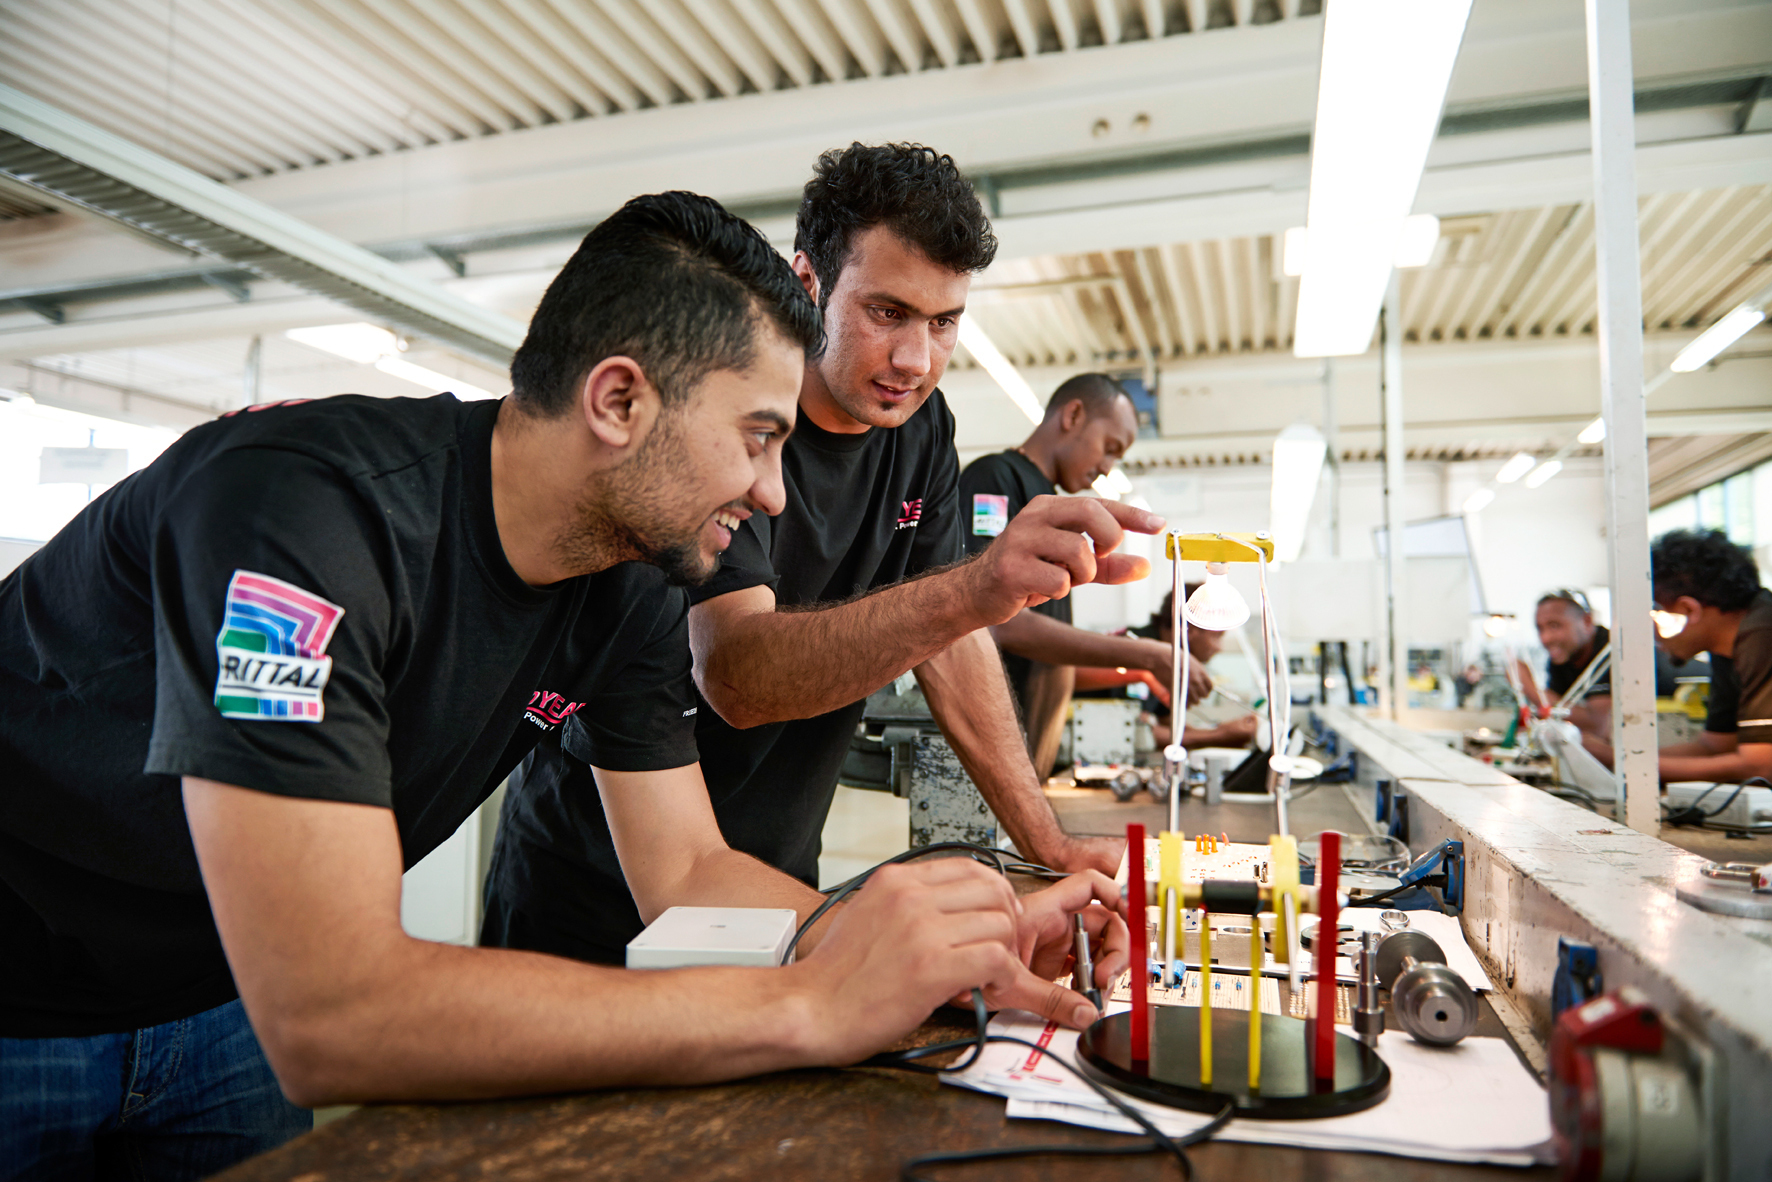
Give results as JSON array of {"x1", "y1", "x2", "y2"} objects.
[
  {"x1": 1085, "y1": 589, "x2": 1256, "y2": 751},
  {"x1": 0, "y1": 192, "x2": 1121, "y2": 1180},
  {"x1": 1517, "y1": 589, "x2": 1612, "y2": 744},
  {"x1": 1644, "y1": 529, "x2": 1772, "y2": 784},
  {"x1": 959, "y1": 374, "x2": 1210, "y2": 778}
]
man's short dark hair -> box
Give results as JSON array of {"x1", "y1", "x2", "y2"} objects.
[
  {"x1": 511, "y1": 191, "x2": 823, "y2": 416},
  {"x1": 1652, "y1": 528, "x2": 1762, "y2": 611},
  {"x1": 1537, "y1": 588, "x2": 1594, "y2": 617},
  {"x1": 1044, "y1": 373, "x2": 1131, "y2": 423},
  {"x1": 794, "y1": 143, "x2": 997, "y2": 309}
]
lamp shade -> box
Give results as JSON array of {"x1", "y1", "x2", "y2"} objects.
[{"x1": 1184, "y1": 563, "x2": 1251, "y2": 631}]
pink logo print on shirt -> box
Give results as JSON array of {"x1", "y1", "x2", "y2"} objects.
[
  {"x1": 525, "y1": 690, "x2": 585, "y2": 731},
  {"x1": 896, "y1": 498, "x2": 923, "y2": 531}
]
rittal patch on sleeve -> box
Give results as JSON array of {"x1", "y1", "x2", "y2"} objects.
[
  {"x1": 971, "y1": 493, "x2": 1009, "y2": 537},
  {"x1": 213, "y1": 571, "x2": 344, "y2": 722}
]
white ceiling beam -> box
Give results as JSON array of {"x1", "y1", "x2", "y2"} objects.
[
  {"x1": 817, "y1": 0, "x2": 889, "y2": 77},
  {"x1": 772, "y1": 0, "x2": 852, "y2": 82},
  {"x1": 688, "y1": 0, "x2": 793, "y2": 91},
  {"x1": 535, "y1": 0, "x2": 676, "y2": 109},
  {"x1": 1140, "y1": 0, "x2": 1166, "y2": 39},
  {"x1": 591, "y1": 0, "x2": 710, "y2": 101},
  {"x1": 1181, "y1": 0, "x2": 1208, "y2": 35},
  {"x1": 904, "y1": 0, "x2": 960, "y2": 69},
  {"x1": 646, "y1": 1, "x2": 747, "y2": 98},
  {"x1": 862, "y1": 0, "x2": 927, "y2": 73},
  {"x1": 0, "y1": 295, "x2": 349, "y2": 361},
  {"x1": 298, "y1": 0, "x2": 513, "y2": 133},
  {"x1": 452, "y1": 0, "x2": 616, "y2": 118},
  {"x1": 952, "y1": 0, "x2": 998, "y2": 62},
  {"x1": 353, "y1": 0, "x2": 550, "y2": 127},
  {"x1": 1000, "y1": 0, "x2": 1041, "y2": 59},
  {"x1": 1093, "y1": 0, "x2": 1122, "y2": 46},
  {"x1": 1049, "y1": 0, "x2": 1080, "y2": 52},
  {"x1": 408, "y1": 0, "x2": 582, "y2": 122}
]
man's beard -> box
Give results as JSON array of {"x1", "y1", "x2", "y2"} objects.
[{"x1": 553, "y1": 409, "x2": 717, "y2": 587}]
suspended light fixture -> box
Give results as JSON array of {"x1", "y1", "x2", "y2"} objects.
[
  {"x1": 1524, "y1": 459, "x2": 1563, "y2": 489},
  {"x1": 287, "y1": 323, "x2": 499, "y2": 400},
  {"x1": 1462, "y1": 487, "x2": 1496, "y2": 514},
  {"x1": 1292, "y1": 0, "x2": 1473, "y2": 357},
  {"x1": 958, "y1": 318, "x2": 1042, "y2": 425},
  {"x1": 1670, "y1": 302, "x2": 1768, "y2": 373},
  {"x1": 1184, "y1": 563, "x2": 1252, "y2": 631},
  {"x1": 1577, "y1": 418, "x2": 1606, "y2": 444},
  {"x1": 1494, "y1": 452, "x2": 1537, "y2": 484},
  {"x1": 1269, "y1": 423, "x2": 1327, "y2": 562}
]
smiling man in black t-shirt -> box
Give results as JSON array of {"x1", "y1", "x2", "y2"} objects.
[
  {"x1": 0, "y1": 192, "x2": 1123, "y2": 1180},
  {"x1": 485, "y1": 145, "x2": 1158, "y2": 970}
]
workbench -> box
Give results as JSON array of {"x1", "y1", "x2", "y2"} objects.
[{"x1": 215, "y1": 1007, "x2": 1549, "y2": 1182}]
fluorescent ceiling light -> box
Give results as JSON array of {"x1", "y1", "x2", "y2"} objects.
[
  {"x1": 958, "y1": 318, "x2": 1042, "y2": 425},
  {"x1": 287, "y1": 323, "x2": 399, "y2": 365},
  {"x1": 1283, "y1": 213, "x2": 1441, "y2": 278},
  {"x1": 1483, "y1": 613, "x2": 1513, "y2": 639},
  {"x1": 1292, "y1": 0, "x2": 1473, "y2": 358},
  {"x1": 1282, "y1": 226, "x2": 1309, "y2": 277},
  {"x1": 1092, "y1": 468, "x2": 1133, "y2": 500},
  {"x1": 1670, "y1": 304, "x2": 1767, "y2": 372},
  {"x1": 1462, "y1": 487, "x2": 1495, "y2": 514},
  {"x1": 1392, "y1": 214, "x2": 1442, "y2": 268},
  {"x1": 1269, "y1": 422, "x2": 1327, "y2": 563},
  {"x1": 287, "y1": 323, "x2": 498, "y2": 401},
  {"x1": 1494, "y1": 452, "x2": 1537, "y2": 484},
  {"x1": 1524, "y1": 459, "x2": 1563, "y2": 489},
  {"x1": 1577, "y1": 417, "x2": 1606, "y2": 444},
  {"x1": 375, "y1": 356, "x2": 497, "y2": 401}
]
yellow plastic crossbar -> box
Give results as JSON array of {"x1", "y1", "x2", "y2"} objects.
[{"x1": 1164, "y1": 532, "x2": 1276, "y2": 563}]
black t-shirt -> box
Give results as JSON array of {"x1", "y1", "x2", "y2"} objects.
[
  {"x1": 1704, "y1": 589, "x2": 1772, "y2": 744},
  {"x1": 0, "y1": 394, "x2": 696, "y2": 1037},
  {"x1": 958, "y1": 450, "x2": 1071, "y2": 706},
  {"x1": 485, "y1": 392, "x2": 964, "y2": 964},
  {"x1": 1546, "y1": 624, "x2": 1613, "y2": 698}
]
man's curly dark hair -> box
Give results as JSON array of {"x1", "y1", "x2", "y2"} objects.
[
  {"x1": 1651, "y1": 528, "x2": 1762, "y2": 611},
  {"x1": 794, "y1": 143, "x2": 997, "y2": 309}
]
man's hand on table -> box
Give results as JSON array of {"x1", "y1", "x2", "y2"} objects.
[{"x1": 795, "y1": 859, "x2": 1120, "y2": 1065}]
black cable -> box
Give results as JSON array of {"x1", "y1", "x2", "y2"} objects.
[
  {"x1": 867, "y1": 989, "x2": 1233, "y2": 1181},
  {"x1": 789, "y1": 841, "x2": 1018, "y2": 959},
  {"x1": 1663, "y1": 777, "x2": 1768, "y2": 827},
  {"x1": 796, "y1": 850, "x2": 1235, "y2": 1177},
  {"x1": 1345, "y1": 874, "x2": 1446, "y2": 908}
]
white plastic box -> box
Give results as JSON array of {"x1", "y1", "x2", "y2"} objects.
[{"x1": 625, "y1": 906, "x2": 799, "y2": 969}]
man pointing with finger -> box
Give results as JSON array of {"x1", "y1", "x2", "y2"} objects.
[{"x1": 484, "y1": 143, "x2": 1157, "y2": 973}]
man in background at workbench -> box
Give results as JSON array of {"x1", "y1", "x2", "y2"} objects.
[
  {"x1": 958, "y1": 374, "x2": 1210, "y2": 779},
  {"x1": 483, "y1": 144, "x2": 1150, "y2": 973},
  {"x1": 1516, "y1": 589, "x2": 1612, "y2": 747},
  {"x1": 1641, "y1": 529, "x2": 1772, "y2": 784},
  {"x1": 0, "y1": 192, "x2": 1125, "y2": 1180},
  {"x1": 1112, "y1": 588, "x2": 1256, "y2": 752}
]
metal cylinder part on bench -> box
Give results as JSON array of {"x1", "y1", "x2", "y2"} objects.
[
  {"x1": 1375, "y1": 929, "x2": 1478, "y2": 1046},
  {"x1": 1354, "y1": 930, "x2": 1385, "y2": 1049}
]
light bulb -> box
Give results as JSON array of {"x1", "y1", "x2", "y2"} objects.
[{"x1": 1184, "y1": 562, "x2": 1250, "y2": 631}]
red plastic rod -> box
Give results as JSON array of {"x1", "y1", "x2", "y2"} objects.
[
  {"x1": 1127, "y1": 822, "x2": 1148, "y2": 1061},
  {"x1": 1314, "y1": 829, "x2": 1340, "y2": 1081}
]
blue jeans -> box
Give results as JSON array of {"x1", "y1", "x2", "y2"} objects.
[{"x1": 1, "y1": 999, "x2": 311, "y2": 1182}]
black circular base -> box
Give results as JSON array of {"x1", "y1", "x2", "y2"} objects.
[{"x1": 1076, "y1": 1007, "x2": 1390, "y2": 1119}]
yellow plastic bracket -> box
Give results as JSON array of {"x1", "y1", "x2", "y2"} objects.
[
  {"x1": 1158, "y1": 831, "x2": 1184, "y2": 963},
  {"x1": 1268, "y1": 834, "x2": 1300, "y2": 966},
  {"x1": 1164, "y1": 532, "x2": 1276, "y2": 563}
]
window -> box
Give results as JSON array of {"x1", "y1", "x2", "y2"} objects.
[{"x1": 0, "y1": 396, "x2": 177, "y2": 544}]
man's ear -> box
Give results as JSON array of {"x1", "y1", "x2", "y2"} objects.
[
  {"x1": 791, "y1": 251, "x2": 820, "y2": 304},
  {"x1": 578, "y1": 356, "x2": 658, "y2": 452},
  {"x1": 1059, "y1": 398, "x2": 1087, "y2": 434}
]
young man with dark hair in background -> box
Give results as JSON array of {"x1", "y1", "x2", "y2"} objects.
[
  {"x1": 0, "y1": 191, "x2": 1123, "y2": 1180},
  {"x1": 959, "y1": 373, "x2": 1211, "y2": 778},
  {"x1": 484, "y1": 144, "x2": 1155, "y2": 979},
  {"x1": 1640, "y1": 528, "x2": 1772, "y2": 784},
  {"x1": 1110, "y1": 588, "x2": 1257, "y2": 752}
]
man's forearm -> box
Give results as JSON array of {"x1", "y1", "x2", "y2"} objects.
[
  {"x1": 266, "y1": 930, "x2": 824, "y2": 1106},
  {"x1": 1660, "y1": 747, "x2": 1772, "y2": 784},
  {"x1": 992, "y1": 609, "x2": 1153, "y2": 670},
  {"x1": 692, "y1": 566, "x2": 987, "y2": 728},
  {"x1": 914, "y1": 629, "x2": 1067, "y2": 862}
]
